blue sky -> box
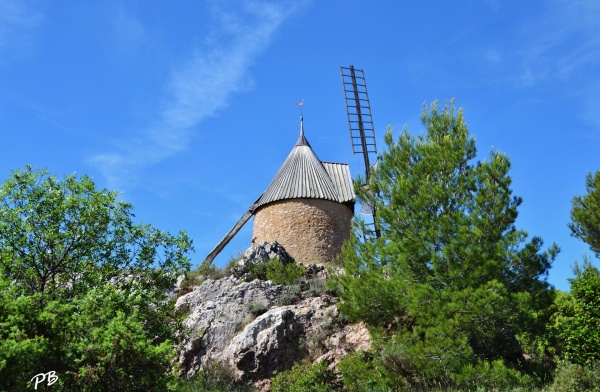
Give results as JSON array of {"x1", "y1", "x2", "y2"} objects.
[{"x1": 1, "y1": 0, "x2": 598, "y2": 291}]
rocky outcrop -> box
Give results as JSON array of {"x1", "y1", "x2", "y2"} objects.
[
  {"x1": 221, "y1": 307, "x2": 303, "y2": 381},
  {"x1": 176, "y1": 280, "x2": 370, "y2": 386},
  {"x1": 220, "y1": 294, "x2": 371, "y2": 382},
  {"x1": 174, "y1": 242, "x2": 370, "y2": 386},
  {"x1": 175, "y1": 276, "x2": 290, "y2": 376},
  {"x1": 230, "y1": 241, "x2": 294, "y2": 279}
]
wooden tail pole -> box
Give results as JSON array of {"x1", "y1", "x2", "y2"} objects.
[{"x1": 204, "y1": 197, "x2": 261, "y2": 265}]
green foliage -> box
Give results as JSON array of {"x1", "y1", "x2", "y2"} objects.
[
  {"x1": 174, "y1": 360, "x2": 255, "y2": 392},
  {"x1": 308, "y1": 278, "x2": 327, "y2": 297},
  {"x1": 569, "y1": 170, "x2": 600, "y2": 258},
  {"x1": 196, "y1": 259, "x2": 226, "y2": 279},
  {"x1": 275, "y1": 284, "x2": 302, "y2": 306},
  {"x1": 179, "y1": 252, "x2": 245, "y2": 295},
  {"x1": 0, "y1": 166, "x2": 192, "y2": 391},
  {"x1": 271, "y1": 361, "x2": 336, "y2": 392},
  {"x1": 554, "y1": 259, "x2": 600, "y2": 365},
  {"x1": 243, "y1": 257, "x2": 305, "y2": 285},
  {"x1": 223, "y1": 250, "x2": 246, "y2": 274},
  {"x1": 247, "y1": 302, "x2": 269, "y2": 317},
  {"x1": 557, "y1": 170, "x2": 600, "y2": 368},
  {"x1": 338, "y1": 351, "x2": 406, "y2": 391},
  {"x1": 332, "y1": 101, "x2": 557, "y2": 388},
  {"x1": 545, "y1": 361, "x2": 600, "y2": 392},
  {"x1": 265, "y1": 259, "x2": 305, "y2": 285}
]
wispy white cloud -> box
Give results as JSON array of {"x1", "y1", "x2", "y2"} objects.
[
  {"x1": 89, "y1": 0, "x2": 305, "y2": 189},
  {"x1": 0, "y1": 0, "x2": 42, "y2": 63},
  {"x1": 517, "y1": 0, "x2": 600, "y2": 86}
]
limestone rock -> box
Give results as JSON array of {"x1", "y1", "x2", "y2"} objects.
[
  {"x1": 218, "y1": 293, "x2": 371, "y2": 385},
  {"x1": 175, "y1": 274, "x2": 371, "y2": 385},
  {"x1": 305, "y1": 263, "x2": 328, "y2": 280},
  {"x1": 221, "y1": 308, "x2": 304, "y2": 381},
  {"x1": 230, "y1": 241, "x2": 294, "y2": 279},
  {"x1": 175, "y1": 276, "x2": 288, "y2": 376}
]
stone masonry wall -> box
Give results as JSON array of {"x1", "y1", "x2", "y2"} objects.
[{"x1": 252, "y1": 198, "x2": 352, "y2": 265}]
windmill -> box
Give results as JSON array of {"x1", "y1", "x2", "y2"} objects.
[
  {"x1": 340, "y1": 65, "x2": 381, "y2": 238},
  {"x1": 204, "y1": 99, "x2": 356, "y2": 265}
]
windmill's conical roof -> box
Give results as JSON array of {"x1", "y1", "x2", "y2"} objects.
[{"x1": 255, "y1": 118, "x2": 354, "y2": 209}]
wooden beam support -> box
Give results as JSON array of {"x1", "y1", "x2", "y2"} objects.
[{"x1": 204, "y1": 197, "x2": 261, "y2": 265}]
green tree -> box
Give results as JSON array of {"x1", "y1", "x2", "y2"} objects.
[
  {"x1": 569, "y1": 170, "x2": 600, "y2": 257},
  {"x1": 554, "y1": 170, "x2": 600, "y2": 367},
  {"x1": 0, "y1": 166, "x2": 192, "y2": 391},
  {"x1": 554, "y1": 259, "x2": 600, "y2": 365},
  {"x1": 332, "y1": 101, "x2": 557, "y2": 389}
]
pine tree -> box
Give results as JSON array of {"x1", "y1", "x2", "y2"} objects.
[
  {"x1": 333, "y1": 101, "x2": 558, "y2": 388},
  {"x1": 569, "y1": 170, "x2": 600, "y2": 258}
]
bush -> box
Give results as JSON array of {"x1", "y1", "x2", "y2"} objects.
[
  {"x1": 275, "y1": 285, "x2": 302, "y2": 306},
  {"x1": 247, "y1": 302, "x2": 269, "y2": 317},
  {"x1": 0, "y1": 167, "x2": 192, "y2": 391},
  {"x1": 175, "y1": 360, "x2": 255, "y2": 392},
  {"x1": 179, "y1": 268, "x2": 205, "y2": 295},
  {"x1": 545, "y1": 361, "x2": 600, "y2": 392},
  {"x1": 242, "y1": 257, "x2": 305, "y2": 285},
  {"x1": 271, "y1": 361, "x2": 336, "y2": 392},
  {"x1": 308, "y1": 278, "x2": 328, "y2": 296},
  {"x1": 266, "y1": 259, "x2": 305, "y2": 285},
  {"x1": 554, "y1": 260, "x2": 600, "y2": 365},
  {"x1": 338, "y1": 351, "x2": 406, "y2": 391},
  {"x1": 179, "y1": 252, "x2": 246, "y2": 295}
]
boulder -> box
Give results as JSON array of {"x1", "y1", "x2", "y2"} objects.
[
  {"x1": 174, "y1": 246, "x2": 371, "y2": 386},
  {"x1": 231, "y1": 241, "x2": 294, "y2": 279},
  {"x1": 175, "y1": 276, "x2": 289, "y2": 376},
  {"x1": 221, "y1": 308, "x2": 304, "y2": 381}
]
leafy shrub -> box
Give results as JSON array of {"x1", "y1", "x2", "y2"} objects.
[
  {"x1": 0, "y1": 167, "x2": 192, "y2": 391},
  {"x1": 197, "y1": 260, "x2": 228, "y2": 280},
  {"x1": 223, "y1": 250, "x2": 246, "y2": 275},
  {"x1": 266, "y1": 259, "x2": 305, "y2": 285},
  {"x1": 452, "y1": 360, "x2": 537, "y2": 391},
  {"x1": 271, "y1": 361, "x2": 336, "y2": 392},
  {"x1": 179, "y1": 261, "x2": 227, "y2": 295},
  {"x1": 179, "y1": 252, "x2": 246, "y2": 295},
  {"x1": 545, "y1": 361, "x2": 600, "y2": 392},
  {"x1": 275, "y1": 285, "x2": 302, "y2": 306},
  {"x1": 179, "y1": 269, "x2": 204, "y2": 295},
  {"x1": 175, "y1": 359, "x2": 255, "y2": 392},
  {"x1": 554, "y1": 260, "x2": 600, "y2": 365},
  {"x1": 308, "y1": 278, "x2": 328, "y2": 296},
  {"x1": 247, "y1": 302, "x2": 269, "y2": 317},
  {"x1": 242, "y1": 257, "x2": 305, "y2": 285},
  {"x1": 339, "y1": 337, "x2": 538, "y2": 392},
  {"x1": 338, "y1": 351, "x2": 406, "y2": 392}
]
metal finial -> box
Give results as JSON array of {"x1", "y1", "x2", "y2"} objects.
[
  {"x1": 296, "y1": 98, "x2": 304, "y2": 116},
  {"x1": 296, "y1": 99, "x2": 305, "y2": 136}
]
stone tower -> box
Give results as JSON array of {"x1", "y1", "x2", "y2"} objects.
[{"x1": 251, "y1": 118, "x2": 354, "y2": 265}]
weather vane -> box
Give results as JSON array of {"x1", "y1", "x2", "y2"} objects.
[{"x1": 296, "y1": 99, "x2": 304, "y2": 117}]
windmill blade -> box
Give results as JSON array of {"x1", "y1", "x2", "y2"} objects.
[
  {"x1": 340, "y1": 65, "x2": 377, "y2": 179},
  {"x1": 340, "y1": 65, "x2": 381, "y2": 238}
]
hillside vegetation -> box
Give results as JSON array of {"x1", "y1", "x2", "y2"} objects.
[{"x1": 1, "y1": 101, "x2": 600, "y2": 391}]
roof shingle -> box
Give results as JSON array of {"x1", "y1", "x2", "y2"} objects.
[{"x1": 255, "y1": 120, "x2": 355, "y2": 209}]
